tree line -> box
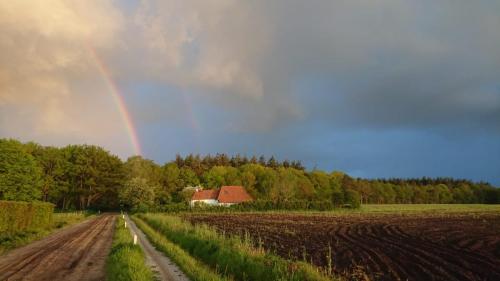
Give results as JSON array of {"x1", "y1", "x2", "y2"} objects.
[
  {"x1": 0, "y1": 139, "x2": 499, "y2": 211},
  {"x1": 174, "y1": 153, "x2": 305, "y2": 172}
]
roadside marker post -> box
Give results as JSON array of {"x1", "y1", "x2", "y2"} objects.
[
  {"x1": 133, "y1": 234, "x2": 137, "y2": 245},
  {"x1": 124, "y1": 221, "x2": 127, "y2": 228}
]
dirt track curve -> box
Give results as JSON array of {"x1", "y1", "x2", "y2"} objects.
[{"x1": 0, "y1": 214, "x2": 115, "y2": 281}]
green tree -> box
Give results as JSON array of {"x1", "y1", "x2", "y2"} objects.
[
  {"x1": 483, "y1": 188, "x2": 500, "y2": 204},
  {"x1": 344, "y1": 189, "x2": 361, "y2": 208},
  {"x1": 331, "y1": 190, "x2": 344, "y2": 206},
  {"x1": 452, "y1": 183, "x2": 474, "y2": 203},
  {"x1": 432, "y1": 184, "x2": 452, "y2": 203},
  {"x1": 119, "y1": 177, "x2": 156, "y2": 211},
  {"x1": 161, "y1": 163, "x2": 181, "y2": 192},
  {"x1": 240, "y1": 170, "x2": 257, "y2": 197},
  {"x1": 30, "y1": 145, "x2": 68, "y2": 202},
  {"x1": 179, "y1": 167, "x2": 200, "y2": 187},
  {"x1": 124, "y1": 156, "x2": 162, "y2": 186},
  {"x1": 270, "y1": 168, "x2": 296, "y2": 201},
  {"x1": 267, "y1": 156, "x2": 278, "y2": 168},
  {"x1": 239, "y1": 164, "x2": 277, "y2": 197},
  {"x1": 308, "y1": 170, "x2": 331, "y2": 199},
  {"x1": 0, "y1": 139, "x2": 43, "y2": 201},
  {"x1": 202, "y1": 166, "x2": 228, "y2": 188},
  {"x1": 63, "y1": 145, "x2": 124, "y2": 209}
]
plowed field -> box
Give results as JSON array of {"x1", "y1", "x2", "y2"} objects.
[
  {"x1": 0, "y1": 214, "x2": 115, "y2": 281},
  {"x1": 186, "y1": 213, "x2": 500, "y2": 281}
]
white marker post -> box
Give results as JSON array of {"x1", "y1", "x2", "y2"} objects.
[
  {"x1": 124, "y1": 221, "x2": 127, "y2": 228},
  {"x1": 133, "y1": 234, "x2": 137, "y2": 245},
  {"x1": 122, "y1": 214, "x2": 124, "y2": 219}
]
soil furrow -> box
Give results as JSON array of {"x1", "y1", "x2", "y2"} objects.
[{"x1": 186, "y1": 213, "x2": 500, "y2": 281}]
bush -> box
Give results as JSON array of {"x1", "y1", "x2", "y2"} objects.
[
  {"x1": 0, "y1": 200, "x2": 54, "y2": 233},
  {"x1": 138, "y1": 202, "x2": 190, "y2": 213}
]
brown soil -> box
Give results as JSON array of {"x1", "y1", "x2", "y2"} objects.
[
  {"x1": 186, "y1": 213, "x2": 500, "y2": 281},
  {"x1": 0, "y1": 214, "x2": 116, "y2": 281}
]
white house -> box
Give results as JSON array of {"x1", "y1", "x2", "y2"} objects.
[
  {"x1": 190, "y1": 189, "x2": 220, "y2": 207},
  {"x1": 190, "y1": 186, "x2": 253, "y2": 207}
]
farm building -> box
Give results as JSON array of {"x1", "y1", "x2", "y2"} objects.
[{"x1": 190, "y1": 186, "x2": 253, "y2": 207}]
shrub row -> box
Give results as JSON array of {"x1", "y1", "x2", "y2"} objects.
[
  {"x1": 106, "y1": 217, "x2": 153, "y2": 281},
  {"x1": 0, "y1": 200, "x2": 54, "y2": 233},
  {"x1": 151, "y1": 199, "x2": 360, "y2": 214},
  {"x1": 139, "y1": 214, "x2": 333, "y2": 281},
  {"x1": 230, "y1": 200, "x2": 337, "y2": 211}
]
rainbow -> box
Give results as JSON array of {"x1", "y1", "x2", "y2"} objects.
[{"x1": 87, "y1": 45, "x2": 142, "y2": 156}]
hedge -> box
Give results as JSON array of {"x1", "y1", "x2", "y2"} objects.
[
  {"x1": 230, "y1": 200, "x2": 337, "y2": 211},
  {"x1": 150, "y1": 199, "x2": 361, "y2": 214},
  {"x1": 0, "y1": 200, "x2": 54, "y2": 233}
]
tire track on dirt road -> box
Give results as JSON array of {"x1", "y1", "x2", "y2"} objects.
[{"x1": 0, "y1": 214, "x2": 115, "y2": 281}]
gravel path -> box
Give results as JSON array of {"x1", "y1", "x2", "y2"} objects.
[{"x1": 125, "y1": 215, "x2": 190, "y2": 281}]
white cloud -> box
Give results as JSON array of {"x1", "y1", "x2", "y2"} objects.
[{"x1": 0, "y1": 0, "x2": 134, "y2": 156}]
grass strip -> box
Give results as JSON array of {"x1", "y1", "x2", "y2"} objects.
[
  {"x1": 0, "y1": 212, "x2": 90, "y2": 255},
  {"x1": 106, "y1": 216, "x2": 153, "y2": 281},
  {"x1": 132, "y1": 215, "x2": 229, "y2": 281},
  {"x1": 139, "y1": 214, "x2": 335, "y2": 281}
]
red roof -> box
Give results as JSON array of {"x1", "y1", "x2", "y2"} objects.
[
  {"x1": 217, "y1": 186, "x2": 253, "y2": 204},
  {"x1": 192, "y1": 189, "x2": 219, "y2": 200}
]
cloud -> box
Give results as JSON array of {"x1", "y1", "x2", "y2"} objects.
[
  {"x1": 115, "y1": 0, "x2": 500, "y2": 134},
  {"x1": 0, "y1": 0, "x2": 134, "y2": 156},
  {"x1": 259, "y1": 0, "x2": 500, "y2": 132},
  {"x1": 1, "y1": 0, "x2": 499, "y2": 179}
]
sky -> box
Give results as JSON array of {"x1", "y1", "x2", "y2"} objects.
[{"x1": 1, "y1": 1, "x2": 499, "y2": 185}]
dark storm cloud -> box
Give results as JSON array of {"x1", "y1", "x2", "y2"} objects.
[
  {"x1": 104, "y1": 0, "x2": 500, "y2": 135},
  {"x1": 250, "y1": 0, "x2": 500, "y2": 133}
]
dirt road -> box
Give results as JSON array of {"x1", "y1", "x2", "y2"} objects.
[{"x1": 0, "y1": 214, "x2": 116, "y2": 281}]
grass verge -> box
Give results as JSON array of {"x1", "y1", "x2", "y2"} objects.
[
  {"x1": 0, "y1": 211, "x2": 90, "y2": 254},
  {"x1": 359, "y1": 204, "x2": 500, "y2": 214},
  {"x1": 133, "y1": 215, "x2": 228, "y2": 281},
  {"x1": 106, "y1": 216, "x2": 153, "y2": 281},
  {"x1": 138, "y1": 214, "x2": 335, "y2": 281}
]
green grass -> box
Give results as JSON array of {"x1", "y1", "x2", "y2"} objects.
[
  {"x1": 106, "y1": 216, "x2": 153, "y2": 281},
  {"x1": 0, "y1": 211, "x2": 90, "y2": 255},
  {"x1": 186, "y1": 204, "x2": 500, "y2": 217},
  {"x1": 358, "y1": 204, "x2": 500, "y2": 213},
  {"x1": 133, "y1": 215, "x2": 229, "y2": 281},
  {"x1": 138, "y1": 214, "x2": 334, "y2": 281}
]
